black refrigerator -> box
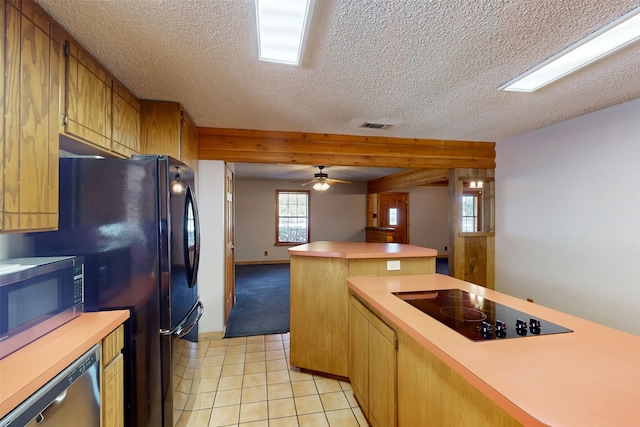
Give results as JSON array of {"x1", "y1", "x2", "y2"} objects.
[{"x1": 31, "y1": 155, "x2": 202, "y2": 427}]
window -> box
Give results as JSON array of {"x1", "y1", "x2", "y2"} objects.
[
  {"x1": 462, "y1": 192, "x2": 479, "y2": 232},
  {"x1": 276, "y1": 190, "x2": 310, "y2": 244},
  {"x1": 388, "y1": 208, "x2": 398, "y2": 226}
]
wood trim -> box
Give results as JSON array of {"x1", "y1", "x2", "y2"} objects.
[
  {"x1": 459, "y1": 232, "x2": 495, "y2": 237},
  {"x1": 197, "y1": 128, "x2": 495, "y2": 169},
  {"x1": 368, "y1": 168, "x2": 449, "y2": 193},
  {"x1": 458, "y1": 176, "x2": 495, "y2": 182},
  {"x1": 234, "y1": 260, "x2": 290, "y2": 265}
]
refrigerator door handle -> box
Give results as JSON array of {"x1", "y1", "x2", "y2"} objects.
[
  {"x1": 159, "y1": 299, "x2": 204, "y2": 337},
  {"x1": 184, "y1": 186, "x2": 201, "y2": 289}
]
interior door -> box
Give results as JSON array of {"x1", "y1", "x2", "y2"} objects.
[
  {"x1": 224, "y1": 165, "x2": 235, "y2": 322},
  {"x1": 379, "y1": 192, "x2": 409, "y2": 244}
]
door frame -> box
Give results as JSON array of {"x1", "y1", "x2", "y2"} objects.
[{"x1": 224, "y1": 164, "x2": 235, "y2": 323}]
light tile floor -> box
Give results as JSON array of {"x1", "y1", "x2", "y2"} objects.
[{"x1": 172, "y1": 333, "x2": 368, "y2": 427}]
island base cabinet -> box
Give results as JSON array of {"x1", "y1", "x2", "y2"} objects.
[
  {"x1": 349, "y1": 296, "x2": 397, "y2": 427},
  {"x1": 290, "y1": 254, "x2": 434, "y2": 379},
  {"x1": 290, "y1": 256, "x2": 350, "y2": 377},
  {"x1": 396, "y1": 329, "x2": 521, "y2": 427},
  {"x1": 349, "y1": 297, "x2": 369, "y2": 418}
]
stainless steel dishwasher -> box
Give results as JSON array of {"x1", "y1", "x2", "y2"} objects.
[{"x1": 0, "y1": 344, "x2": 100, "y2": 426}]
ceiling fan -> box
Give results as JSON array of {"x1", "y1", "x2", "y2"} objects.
[{"x1": 301, "y1": 166, "x2": 352, "y2": 191}]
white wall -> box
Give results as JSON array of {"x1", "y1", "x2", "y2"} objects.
[
  {"x1": 407, "y1": 186, "x2": 449, "y2": 254},
  {"x1": 234, "y1": 179, "x2": 368, "y2": 262},
  {"x1": 197, "y1": 160, "x2": 227, "y2": 334},
  {"x1": 234, "y1": 179, "x2": 450, "y2": 263},
  {"x1": 495, "y1": 98, "x2": 640, "y2": 335},
  {"x1": 0, "y1": 234, "x2": 31, "y2": 260}
]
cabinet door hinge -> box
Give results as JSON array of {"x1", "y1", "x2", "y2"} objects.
[
  {"x1": 394, "y1": 336, "x2": 398, "y2": 350},
  {"x1": 62, "y1": 114, "x2": 69, "y2": 126},
  {"x1": 63, "y1": 42, "x2": 70, "y2": 57}
]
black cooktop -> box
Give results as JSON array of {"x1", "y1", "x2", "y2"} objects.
[{"x1": 393, "y1": 289, "x2": 573, "y2": 341}]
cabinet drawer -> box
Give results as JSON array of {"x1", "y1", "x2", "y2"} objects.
[
  {"x1": 103, "y1": 351, "x2": 123, "y2": 384},
  {"x1": 102, "y1": 324, "x2": 124, "y2": 367}
]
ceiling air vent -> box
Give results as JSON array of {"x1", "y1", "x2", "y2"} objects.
[{"x1": 360, "y1": 122, "x2": 393, "y2": 130}]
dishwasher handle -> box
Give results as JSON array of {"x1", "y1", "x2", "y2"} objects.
[{"x1": 34, "y1": 389, "x2": 67, "y2": 424}]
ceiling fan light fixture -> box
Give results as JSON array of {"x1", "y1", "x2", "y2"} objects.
[
  {"x1": 312, "y1": 180, "x2": 330, "y2": 191},
  {"x1": 500, "y1": 6, "x2": 640, "y2": 92},
  {"x1": 255, "y1": 0, "x2": 314, "y2": 65}
]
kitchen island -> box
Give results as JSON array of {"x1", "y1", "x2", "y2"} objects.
[
  {"x1": 348, "y1": 273, "x2": 640, "y2": 427},
  {"x1": 0, "y1": 310, "x2": 129, "y2": 422},
  {"x1": 289, "y1": 241, "x2": 437, "y2": 379}
]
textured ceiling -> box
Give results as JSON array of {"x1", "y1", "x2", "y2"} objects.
[{"x1": 35, "y1": 0, "x2": 640, "y2": 181}]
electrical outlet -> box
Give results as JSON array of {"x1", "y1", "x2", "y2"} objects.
[
  {"x1": 264, "y1": 251, "x2": 268, "y2": 256},
  {"x1": 444, "y1": 246, "x2": 448, "y2": 251},
  {"x1": 387, "y1": 260, "x2": 401, "y2": 271}
]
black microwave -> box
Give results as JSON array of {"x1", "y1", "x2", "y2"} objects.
[{"x1": 0, "y1": 256, "x2": 84, "y2": 359}]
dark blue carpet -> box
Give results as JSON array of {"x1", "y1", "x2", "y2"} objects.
[
  {"x1": 436, "y1": 257, "x2": 449, "y2": 275},
  {"x1": 224, "y1": 264, "x2": 290, "y2": 338}
]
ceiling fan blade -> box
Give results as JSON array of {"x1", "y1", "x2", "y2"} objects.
[
  {"x1": 326, "y1": 178, "x2": 352, "y2": 184},
  {"x1": 300, "y1": 179, "x2": 317, "y2": 186}
]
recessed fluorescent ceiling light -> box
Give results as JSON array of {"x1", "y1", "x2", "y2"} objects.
[
  {"x1": 256, "y1": 0, "x2": 313, "y2": 65},
  {"x1": 501, "y1": 6, "x2": 640, "y2": 92}
]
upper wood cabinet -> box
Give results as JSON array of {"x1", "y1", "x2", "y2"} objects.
[
  {"x1": 63, "y1": 39, "x2": 112, "y2": 150},
  {"x1": 1, "y1": 0, "x2": 62, "y2": 232},
  {"x1": 112, "y1": 80, "x2": 140, "y2": 157},
  {"x1": 140, "y1": 100, "x2": 199, "y2": 170},
  {"x1": 181, "y1": 110, "x2": 199, "y2": 173},
  {"x1": 61, "y1": 39, "x2": 140, "y2": 159}
]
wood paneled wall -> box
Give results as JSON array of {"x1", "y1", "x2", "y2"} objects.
[{"x1": 449, "y1": 168, "x2": 495, "y2": 288}]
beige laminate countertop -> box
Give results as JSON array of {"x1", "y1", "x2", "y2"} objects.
[
  {"x1": 0, "y1": 310, "x2": 129, "y2": 419},
  {"x1": 347, "y1": 274, "x2": 640, "y2": 427},
  {"x1": 288, "y1": 241, "x2": 438, "y2": 259}
]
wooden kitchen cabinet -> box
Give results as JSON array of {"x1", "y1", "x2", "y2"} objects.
[
  {"x1": 111, "y1": 79, "x2": 140, "y2": 157},
  {"x1": 63, "y1": 32, "x2": 141, "y2": 159},
  {"x1": 349, "y1": 296, "x2": 369, "y2": 418},
  {"x1": 396, "y1": 327, "x2": 520, "y2": 427},
  {"x1": 181, "y1": 111, "x2": 199, "y2": 173},
  {"x1": 289, "y1": 243, "x2": 435, "y2": 379},
  {"x1": 1, "y1": 0, "x2": 62, "y2": 232},
  {"x1": 140, "y1": 100, "x2": 199, "y2": 169},
  {"x1": 63, "y1": 39, "x2": 112, "y2": 151},
  {"x1": 1, "y1": 0, "x2": 145, "y2": 232},
  {"x1": 349, "y1": 296, "x2": 397, "y2": 427},
  {"x1": 101, "y1": 324, "x2": 125, "y2": 427}
]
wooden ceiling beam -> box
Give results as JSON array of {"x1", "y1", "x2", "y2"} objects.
[
  {"x1": 198, "y1": 127, "x2": 496, "y2": 170},
  {"x1": 367, "y1": 168, "x2": 449, "y2": 193}
]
